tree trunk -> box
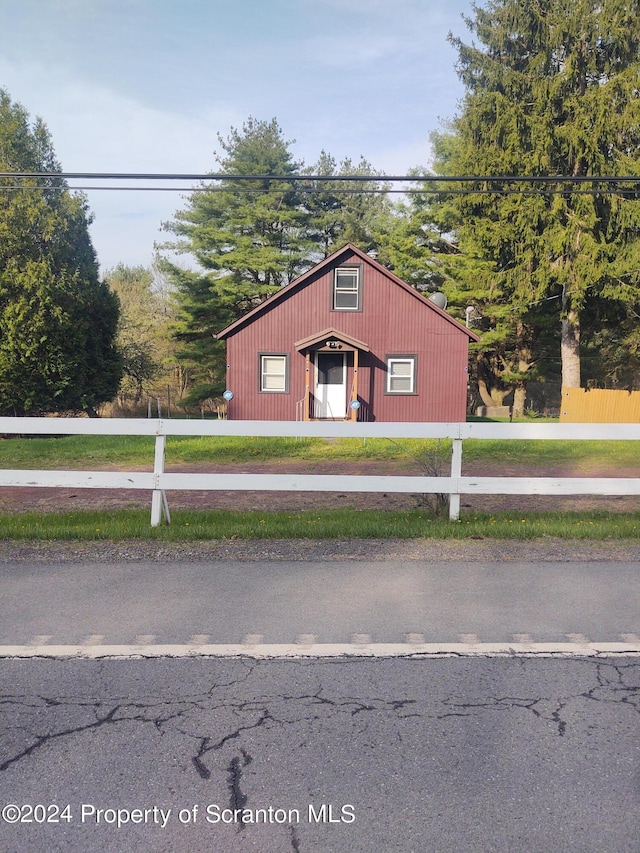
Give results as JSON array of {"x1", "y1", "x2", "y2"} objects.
[
  {"x1": 476, "y1": 353, "x2": 510, "y2": 408},
  {"x1": 561, "y1": 309, "x2": 581, "y2": 389},
  {"x1": 512, "y1": 385, "x2": 527, "y2": 418},
  {"x1": 512, "y1": 322, "x2": 531, "y2": 418}
]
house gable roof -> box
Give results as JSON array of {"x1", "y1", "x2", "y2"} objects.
[
  {"x1": 294, "y1": 327, "x2": 370, "y2": 352},
  {"x1": 216, "y1": 243, "x2": 480, "y2": 341}
]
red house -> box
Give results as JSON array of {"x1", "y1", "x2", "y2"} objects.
[{"x1": 217, "y1": 244, "x2": 479, "y2": 421}]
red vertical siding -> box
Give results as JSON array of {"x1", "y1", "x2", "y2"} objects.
[{"x1": 223, "y1": 249, "x2": 472, "y2": 421}]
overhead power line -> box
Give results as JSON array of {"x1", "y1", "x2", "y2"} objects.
[
  {"x1": 2, "y1": 185, "x2": 636, "y2": 197},
  {"x1": 1, "y1": 172, "x2": 640, "y2": 196},
  {"x1": 2, "y1": 171, "x2": 640, "y2": 183}
]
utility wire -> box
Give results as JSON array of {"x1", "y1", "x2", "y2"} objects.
[
  {"x1": 2, "y1": 171, "x2": 640, "y2": 183},
  {"x1": 1, "y1": 172, "x2": 640, "y2": 197},
  {"x1": 1, "y1": 185, "x2": 638, "y2": 197}
]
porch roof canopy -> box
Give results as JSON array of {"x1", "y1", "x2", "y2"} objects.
[{"x1": 294, "y1": 327, "x2": 370, "y2": 353}]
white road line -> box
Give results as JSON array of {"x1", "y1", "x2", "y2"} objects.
[
  {"x1": 459, "y1": 633, "x2": 480, "y2": 644},
  {"x1": 513, "y1": 633, "x2": 533, "y2": 645},
  {"x1": 566, "y1": 633, "x2": 590, "y2": 644},
  {"x1": 620, "y1": 633, "x2": 640, "y2": 643},
  {"x1": 82, "y1": 634, "x2": 105, "y2": 646},
  {"x1": 2, "y1": 643, "x2": 640, "y2": 659},
  {"x1": 243, "y1": 633, "x2": 264, "y2": 646},
  {"x1": 405, "y1": 633, "x2": 426, "y2": 645},
  {"x1": 351, "y1": 633, "x2": 372, "y2": 647},
  {"x1": 189, "y1": 634, "x2": 210, "y2": 645}
]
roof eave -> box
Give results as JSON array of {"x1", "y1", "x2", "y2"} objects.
[
  {"x1": 217, "y1": 244, "x2": 362, "y2": 339},
  {"x1": 216, "y1": 242, "x2": 481, "y2": 342}
]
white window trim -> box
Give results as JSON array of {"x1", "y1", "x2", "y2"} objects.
[
  {"x1": 260, "y1": 354, "x2": 289, "y2": 393},
  {"x1": 386, "y1": 356, "x2": 416, "y2": 394},
  {"x1": 333, "y1": 266, "x2": 361, "y2": 311}
]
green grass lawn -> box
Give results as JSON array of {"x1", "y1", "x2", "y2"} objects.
[
  {"x1": 0, "y1": 432, "x2": 638, "y2": 469},
  {"x1": 1, "y1": 431, "x2": 639, "y2": 540},
  {"x1": 1, "y1": 508, "x2": 639, "y2": 541}
]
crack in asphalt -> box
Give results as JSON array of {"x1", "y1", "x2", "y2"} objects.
[
  {"x1": 581, "y1": 661, "x2": 640, "y2": 717},
  {"x1": 190, "y1": 707, "x2": 277, "y2": 780},
  {"x1": 0, "y1": 694, "x2": 197, "y2": 773},
  {"x1": 0, "y1": 703, "x2": 122, "y2": 773},
  {"x1": 227, "y1": 750, "x2": 252, "y2": 830},
  {"x1": 1, "y1": 677, "x2": 424, "y2": 785},
  {"x1": 1, "y1": 660, "x2": 638, "y2": 853},
  {"x1": 438, "y1": 695, "x2": 570, "y2": 736},
  {"x1": 435, "y1": 661, "x2": 640, "y2": 736},
  {"x1": 3, "y1": 659, "x2": 639, "y2": 780},
  {"x1": 290, "y1": 824, "x2": 302, "y2": 852}
]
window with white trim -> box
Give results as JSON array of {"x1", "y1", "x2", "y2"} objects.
[
  {"x1": 260, "y1": 354, "x2": 289, "y2": 392},
  {"x1": 386, "y1": 356, "x2": 416, "y2": 394},
  {"x1": 333, "y1": 266, "x2": 361, "y2": 310}
]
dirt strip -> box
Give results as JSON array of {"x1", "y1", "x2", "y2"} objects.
[{"x1": 0, "y1": 538, "x2": 637, "y2": 564}]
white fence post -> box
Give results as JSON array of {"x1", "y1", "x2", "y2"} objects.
[
  {"x1": 2, "y1": 419, "x2": 640, "y2": 528},
  {"x1": 449, "y1": 438, "x2": 463, "y2": 521},
  {"x1": 150, "y1": 430, "x2": 170, "y2": 527}
]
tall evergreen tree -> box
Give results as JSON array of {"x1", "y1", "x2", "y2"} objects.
[
  {"x1": 302, "y1": 152, "x2": 393, "y2": 259},
  {"x1": 426, "y1": 0, "x2": 640, "y2": 403},
  {"x1": 426, "y1": 128, "x2": 560, "y2": 415},
  {"x1": 0, "y1": 89, "x2": 122, "y2": 416},
  {"x1": 376, "y1": 166, "x2": 463, "y2": 294},
  {"x1": 160, "y1": 118, "x2": 395, "y2": 405},
  {"x1": 159, "y1": 118, "x2": 309, "y2": 404}
]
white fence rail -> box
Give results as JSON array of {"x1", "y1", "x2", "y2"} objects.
[{"x1": 0, "y1": 417, "x2": 639, "y2": 525}]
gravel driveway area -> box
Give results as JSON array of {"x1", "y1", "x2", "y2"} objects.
[{"x1": 0, "y1": 538, "x2": 637, "y2": 564}]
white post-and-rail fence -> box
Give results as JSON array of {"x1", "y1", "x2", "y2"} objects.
[{"x1": 1, "y1": 417, "x2": 639, "y2": 526}]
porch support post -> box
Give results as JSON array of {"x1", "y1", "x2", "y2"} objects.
[
  {"x1": 350, "y1": 348, "x2": 359, "y2": 421},
  {"x1": 304, "y1": 352, "x2": 311, "y2": 421}
]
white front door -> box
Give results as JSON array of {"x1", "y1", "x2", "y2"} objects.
[{"x1": 314, "y1": 352, "x2": 347, "y2": 418}]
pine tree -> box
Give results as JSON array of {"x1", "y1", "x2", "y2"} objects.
[
  {"x1": 160, "y1": 118, "x2": 395, "y2": 405},
  {"x1": 159, "y1": 118, "x2": 308, "y2": 404},
  {"x1": 426, "y1": 0, "x2": 640, "y2": 404},
  {"x1": 0, "y1": 89, "x2": 122, "y2": 416},
  {"x1": 302, "y1": 152, "x2": 393, "y2": 258}
]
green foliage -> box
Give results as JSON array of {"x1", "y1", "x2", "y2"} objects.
[
  {"x1": 302, "y1": 151, "x2": 393, "y2": 258},
  {"x1": 1, "y1": 508, "x2": 639, "y2": 541},
  {"x1": 0, "y1": 89, "x2": 122, "y2": 415},
  {"x1": 160, "y1": 118, "x2": 396, "y2": 405},
  {"x1": 105, "y1": 263, "x2": 177, "y2": 405},
  {"x1": 169, "y1": 118, "x2": 309, "y2": 294},
  {"x1": 159, "y1": 118, "x2": 308, "y2": 404},
  {"x1": 420, "y1": 0, "x2": 640, "y2": 405}
]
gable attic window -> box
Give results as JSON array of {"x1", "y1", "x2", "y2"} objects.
[{"x1": 333, "y1": 266, "x2": 361, "y2": 311}]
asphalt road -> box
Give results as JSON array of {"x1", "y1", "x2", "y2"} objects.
[
  {"x1": 1, "y1": 549, "x2": 639, "y2": 851},
  {"x1": 1, "y1": 557, "x2": 639, "y2": 646},
  {"x1": 2, "y1": 656, "x2": 639, "y2": 853}
]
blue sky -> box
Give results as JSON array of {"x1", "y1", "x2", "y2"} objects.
[{"x1": 0, "y1": 0, "x2": 473, "y2": 271}]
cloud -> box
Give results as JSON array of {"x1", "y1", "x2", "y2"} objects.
[
  {"x1": 0, "y1": 58, "x2": 247, "y2": 269},
  {"x1": 0, "y1": 58, "x2": 241, "y2": 172},
  {"x1": 301, "y1": 34, "x2": 402, "y2": 70}
]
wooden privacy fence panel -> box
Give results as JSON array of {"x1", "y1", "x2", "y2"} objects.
[
  {"x1": 0, "y1": 417, "x2": 639, "y2": 525},
  {"x1": 560, "y1": 387, "x2": 640, "y2": 423}
]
